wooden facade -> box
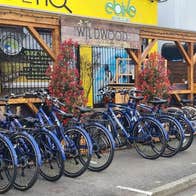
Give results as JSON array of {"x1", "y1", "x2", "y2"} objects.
[
  {"x1": 1, "y1": 7, "x2": 196, "y2": 109},
  {"x1": 0, "y1": 7, "x2": 60, "y2": 111},
  {"x1": 128, "y1": 26, "x2": 196, "y2": 102}
]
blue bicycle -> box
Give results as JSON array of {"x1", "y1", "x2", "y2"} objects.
[
  {"x1": 32, "y1": 90, "x2": 115, "y2": 173},
  {"x1": 0, "y1": 95, "x2": 65, "y2": 184},
  {"x1": 0, "y1": 130, "x2": 17, "y2": 193},
  {"x1": 90, "y1": 87, "x2": 168, "y2": 159},
  {"x1": 24, "y1": 91, "x2": 93, "y2": 177}
]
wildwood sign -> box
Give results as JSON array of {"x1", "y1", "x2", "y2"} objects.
[{"x1": 61, "y1": 17, "x2": 140, "y2": 49}]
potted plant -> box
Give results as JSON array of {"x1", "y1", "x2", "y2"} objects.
[
  {"x1": 46, "y1": 39, "x2": 87, "y2": 114},
  {"x1": 137, "y1": 52, "x2": 171, "y2": 101}
]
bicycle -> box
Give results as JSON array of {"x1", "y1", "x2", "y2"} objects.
[
  {"x1": 0, "y1": 130, "x2": 17, "y2": 193},
  {"x1": 0, "y1": 95, "x2": 64, "y2": 184},
  {"x1": 66, "y1": 105, "x2": 115, "y2": 172},
  {"x1": 24, "y1": 90, "x2": 93, "y2": 177},
  {"x1": 160, "y1": 99, "x2": 195, "y2": 151},
  {"x1": 138, "y1": 98, "x2": 184, "y2": 157},
  {"x1": 0, "y1": 111, "x2": 41, "y2": 191},
  {"x1": 33, "y1": 90, "x2": 115, "y2": 173},
  {"x1": 90, "y1": 87, "x2": 168, "y2": 160}
]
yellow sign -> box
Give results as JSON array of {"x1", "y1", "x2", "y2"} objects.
[{"x1": 0, "y1": 0, "x2": 157, "y2": 25}]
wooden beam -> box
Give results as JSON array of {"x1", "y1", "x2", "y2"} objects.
[
  {"x1": 27, "y1": 26, "x2": 56, "y2": 61},
  {"x1": 126, "y1": 49, "x2": 139, "y2": 65},
  {"x1": 169, "y1": 89, "x2": 191, "y2": 94},
  {"x1": 27, "y1": 103, "x2": 38, "y2": 113},
  {"x1": 193, "y1": 53, "x2": 196, "y2": 65},
  {"x1": 134, "y1": 38, "x2": 142, "y2": 87},
  {"x1": 0, "y1": 8, "x2": 59, "y2": 26},
  {"x1": 173, "y1": 93, "x2": 181, "y2": 103},
  {"x1": 0, "y1": 98, "x2": 41, "y2": 105},
  {"x1": 140, "y1": 27, "x2": 196, "y2": 42},
  {"x1": 0, "y1": 19, "x2": 58, "y2": 29},
  {"x1": 140, "y1": 39, "x2": 157, "y2": 63},
  {"x1": 175, "y1": 41, "x2": 192, "y2": 65},
  {"x1": 0, "y1": 98, "x2": 40, "y2": 113},
  {"x1": 187, "y1": 42, "x2": 194, "y2": 99},
  {"x1": 52, "y1": 26, "x2": 60, "y2": 63}
]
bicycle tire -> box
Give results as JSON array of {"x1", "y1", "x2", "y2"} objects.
[
  {"x1": 172, "y1": 114, "x2": 194, "y2": 151},
  {"x1": 10, "y1": 132, "x2": 41, "y2": 191},
  {"x1": 133, "y1": 116, "x2": 167, "y2": 159},
  {"x1": 84, "y1": 122, "x2": 115, "y2": 172},
  {"x1": 34, "y1": 129, "x2": 65, "y2": 182},
  {"x1": 165, "y1": 108, "x2": 194, "y2": 151},
  {"x1": 0, "y1": 133, "x2": 17, "y2": 193},
  {"x1": 156, "y1": 115, "x2": 184, "y2": 157},
  {"x1": 90, "y1": 111, "x2": 121, "y2": 147},
  {"x1": 90, "y1": 112, "x2": 116, "y2": 138},
  {"x1": 62, "y1": 126, "x2": 92, "y2": 178},
  {"x1": 182, "y1": 106, "x2": 196, "y2": 120}
]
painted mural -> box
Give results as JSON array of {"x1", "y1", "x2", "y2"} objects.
[{"x1": 92, "y1": 47, "x2": 128, "y2": 106}]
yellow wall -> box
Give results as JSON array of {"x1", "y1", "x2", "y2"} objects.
[
  {"x1": 1, "y1": 0, "x2": 157, "y2": 25},
  {"x1": 79, "y1": 46, "x2": 93, "y2": 107}
]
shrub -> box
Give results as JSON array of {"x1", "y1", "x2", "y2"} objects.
[
  {"x1": 46, "y1": 39, "x2": 87, "y2": 113},
  {"x1": 137, "y1": 52, "x2": 171, "y2": 101}
]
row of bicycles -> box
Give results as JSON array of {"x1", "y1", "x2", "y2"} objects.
[
  {"x1": 1, "y1": 87, "x2": 196, "y2": 193},
  {"x1": 0, "y1": 90, "x2": 115, "y2": 193},
  {"x1": 90, "y1": 87, "x2": 195, "y2": 160}
]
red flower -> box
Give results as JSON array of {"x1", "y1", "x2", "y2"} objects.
[
  {"x1": 46, "y1": 39, "x2": 86, "y2": 114},
  {"x1": 137, "y1": 52, "x2": 171, "y2": 101}
]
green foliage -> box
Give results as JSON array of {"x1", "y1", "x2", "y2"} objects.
[{"x1": 137, "y1": 52, "x2": 171, "y2": 101}]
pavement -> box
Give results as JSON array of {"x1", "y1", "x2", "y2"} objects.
[{"x1": 5, "y1": 136, "x2": 196, "y2": 196}]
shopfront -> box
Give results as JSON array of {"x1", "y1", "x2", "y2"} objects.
[
  {"x1": 61, "y1": 16, "x2": 140, "y2": 106},
  {"x1": 1, "y1": 0, "x2": 196, "y2": 109},
  {"x1": 0, "y1": 0, "x2": 158, "y2": 108}
]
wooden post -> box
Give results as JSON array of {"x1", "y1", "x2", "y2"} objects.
[
  {"x1": 175, "y1": 41, "x2": 193, "y2": 99},
  {"x1": 188, "y1": 42, "x2": 194, "y2": 99}
]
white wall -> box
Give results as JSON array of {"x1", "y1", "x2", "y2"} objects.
[{"x1": 158, "y1": 0, "x2": 196, "y2": 31}]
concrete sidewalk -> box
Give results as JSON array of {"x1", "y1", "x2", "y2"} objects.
[{"x1": 7, "y1": 137, "x2": 196, "y2": 196}]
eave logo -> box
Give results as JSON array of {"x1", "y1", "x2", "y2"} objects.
[{"x1": 105, "y1": 0, "x2": 136, "y2": 18}]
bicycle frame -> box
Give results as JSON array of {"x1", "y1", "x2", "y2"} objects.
[
  {"x1": 36, "y1": 104, "x2": 93, "y2": 155},
  {"x1": 104, "y1": 102, "x2": 161, "y2": 142}
]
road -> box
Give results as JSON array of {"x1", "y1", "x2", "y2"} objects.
[{"x1": 5, "y1": 139, "x2": 196, "y2": 196}]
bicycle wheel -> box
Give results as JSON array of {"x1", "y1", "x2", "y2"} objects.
[
  {"x1": 34, "y1": 129, "x2": 65, "y2": 181},
  {"x1": 84, "y1": 122, "x2": 115, "y2": 172},
  {"x1": 90, "y1": 112, "x2": 116, "y2": 138},
  {"x1": 10, "y1": 132, "x2": 41, "y2": 191},
  {"x1": 62, "y1": 126, "x2": 92, "y2": 177},
  {"x1": 156, "y1": 115, "x2": 183, "y2": 157},
  {"x1": 173, "y1": 115, "x2": 194, "y2": 151},
  {"x1": 166, "y1": 109, "x2": 194, "y2": 151},
  {"x1": 113, "y1": 109, "x2": 132, "y2": 147},
  {"x1": 182, "y1": 106, "x2": 196, "y2": 120},
  {"x1": 133, "y1": 117, "x2": 167, "y2": 159},
  {"x1": 0, "y1": 133, "x2": 17, "y2": 193},
  {"x1": 165, "y1": 107, "x2": 184, "y2": 115}
]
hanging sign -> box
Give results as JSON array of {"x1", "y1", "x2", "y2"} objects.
[{"x1": 61, "y1": 17, "x2": 140, "y2": 49}]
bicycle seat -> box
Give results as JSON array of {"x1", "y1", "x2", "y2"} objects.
[
  {"x1": 22, "y1": 117, "x2": 39, "y2": 124},
  {"x1": 60, "y1": 111, "x2": 74, "y2": 118},
  {"x1": 76, "y1": 106, "x2": 93, "y2": 113},
  {"x1": 0, "y1": 128, "x2": 10, "y2": 134},
  {"x1": 148, "y1": 99, "x2": 167, "y2": 105},
  {"x1": 181, "y1": 99, "x2": 192, "y2": 104},
  {"x1": 0, "y1": 98, "x2": 8, "y2": 102},
  {"x1": 129, "y1": 95, "x2": 144, "y2": 101},
  {"x1": 4, "y1": 113, "x2": 19, "y2": 119}
]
